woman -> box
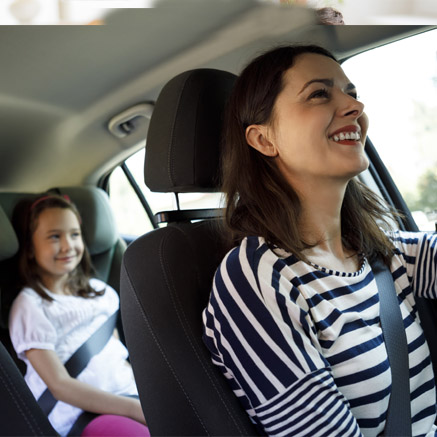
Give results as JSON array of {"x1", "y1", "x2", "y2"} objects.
[{"x1": 202, "y1": 45, "x2": 437, "y2": 436}]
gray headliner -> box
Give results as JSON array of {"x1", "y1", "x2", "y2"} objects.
[{"x1": 0, "y1": 0, "x2": 433, "y2": 192}]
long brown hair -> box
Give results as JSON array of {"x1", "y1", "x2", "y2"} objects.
[
  {"x1": 221, "y1": 44, "x2": 396, "y2": 264},
  {"x1": 12, "y1": 194, "x2": 104, "y2": 301}
]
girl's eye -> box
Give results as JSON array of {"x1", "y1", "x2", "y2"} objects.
[
  {"x1": 72, "y1": 232, "x2": 81, "y2": 239},
  {"x1": 309, "y1": 89, "x2": 329, "y2": 100},
  {"x1": 49, "y1": 234, "x2": 60, "y2": 240}
]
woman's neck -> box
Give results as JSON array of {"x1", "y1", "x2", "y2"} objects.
[{"x1": 296, "y1": 177, "x2": 359, "y2": 272}]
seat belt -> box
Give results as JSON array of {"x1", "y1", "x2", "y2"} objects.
[
  {"x1": 371, "y1": 258, "x2": 412, "y2": 437},
  {"x1": 37, "y1": 310, "x2": 119, "y2": 416}
]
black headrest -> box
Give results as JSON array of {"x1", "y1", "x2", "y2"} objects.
[
  {"x1": 145, "y1": 68, "x2": 237, "y2": 193},
  {"x1": 0, "y1": 187, "x2": 118, "y2": 258}
]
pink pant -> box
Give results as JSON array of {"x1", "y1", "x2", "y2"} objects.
[{"x1": 81, "y1": 414, "x2": 150, "y2": 436}]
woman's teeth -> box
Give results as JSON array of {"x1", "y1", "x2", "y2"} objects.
[{"x1": 330, "y1": 131, "x2": 361, "y2": 141}]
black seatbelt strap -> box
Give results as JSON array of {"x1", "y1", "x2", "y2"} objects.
[
  {"x1": 37, "y1": 310, "x2": 119, "y2": 416},
  {"x1": 371, "y1": 257, "x2": 412, "y2": 437}
]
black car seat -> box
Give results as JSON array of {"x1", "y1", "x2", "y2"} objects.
[
  {"x1": 0, "y1": 186, "x2": 127, "y2": 365},
  {"x1": 120, "y1": 69, "x2": 259, "y2": 436},
  {"x1": 0, "y1": 203, "x2": 57, "y2": 436}
]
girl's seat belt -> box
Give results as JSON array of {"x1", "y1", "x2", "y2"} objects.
[
  {"x1": 37, "y1": 310, "x2": 119, "y2": 416},
  {"x1": 371, "y1": 258, "x2": 412, "y2": 437}
]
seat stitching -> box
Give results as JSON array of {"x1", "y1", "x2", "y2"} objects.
[
  {"x1": 122, "y1": 251, "x2": 209, "y2": 435},
  {"x1": 162, "y1": 225, "x2": 248, "y2": 434},
  {"x1": 0, "y1": 360, "x2": 46, "y2": 435}
]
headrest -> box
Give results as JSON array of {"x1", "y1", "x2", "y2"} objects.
[
  {"x1": 145, "y1": 68, "x2": 237, "y2": 193},
  {"x1": 0, "y1": 205, "x2": 18, "y2": 262},
  {"x1": 58, "y1": 187, "x2": 118, "y2": 255},
  {"x1": 0, "y1": 187, "x2": 118, "y2": 258}
]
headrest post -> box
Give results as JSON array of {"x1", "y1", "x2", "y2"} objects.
[{"x1": 174, "y1": 193, "x2": 181, "y2": 211}]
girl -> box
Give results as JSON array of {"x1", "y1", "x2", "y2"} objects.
[
  {"x1": 8, "y1": 194, "x2": 150, "y2": 436},
  {"x1": 202, "y1": 45, "x2": 437, "y2": 436}
]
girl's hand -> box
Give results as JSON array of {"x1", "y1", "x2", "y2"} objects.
[
  {"x1": 128, "y1": 398, "x2": 147, "y2": 425},
  {"x1": 26, "y1": 348, "x2": 146, "y2": 424}
]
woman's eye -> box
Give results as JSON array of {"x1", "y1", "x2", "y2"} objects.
[{"x1": 309, "y1": 89, "x2": 329, "y2": 99}]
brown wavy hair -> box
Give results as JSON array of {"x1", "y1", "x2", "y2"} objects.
[
  {"x1": 12, "y1": 194, "x2": 104, "y2": 301},
  {"x1": 221, "y1": 44, "x2": 396, "y2": 264}
]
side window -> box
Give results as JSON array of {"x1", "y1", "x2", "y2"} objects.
[
  {"x1": 108, "y1": 148, "x2": 223, "y2": 238},
  {"x1": 342, "y1": 29, "x2": 437, "y2": 231}
]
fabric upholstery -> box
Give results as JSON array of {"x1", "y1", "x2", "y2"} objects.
[
  {"x1": 0, "y1": 205, "x2": 18, "y2": 261},
  {"x1": 58, "y1": 187, "x2": 119, "y2": 256},
  {"x1": 121, "y1": 221, "x2": 258, "y2": 436},
  {"x1": 145, "y1": 68, "x2": 236, "y2": 193},
  {"x1": 0, "y1": 341, "x2": 56, "y2": 436}
]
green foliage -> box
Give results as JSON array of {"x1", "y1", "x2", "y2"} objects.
[{"x1": 414, "y1": 167, "x2": 437, "y2": 212}]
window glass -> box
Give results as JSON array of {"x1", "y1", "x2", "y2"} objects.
[
  {"x1": 109, "y1": 148, "x2": 223, "y2": 237},
  {"x1": 343, "y1": 29, "x2": 437, "y2": 231},
  {"x1": 108, "y1": 166, "x2": 154, "y2": 237},
  {"x1": 124, "y1": 149, "x2": 223, "y2": 213}
]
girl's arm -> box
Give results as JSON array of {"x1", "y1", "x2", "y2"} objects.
[{"x1": 26, "y1": 348, "x2": 146, "y2": 425}]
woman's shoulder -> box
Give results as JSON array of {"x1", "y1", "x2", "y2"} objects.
[
  {"x1": 384, "y1": 228, "x2": 431, "y2": 248},
  {"x1": 217, "y1": 236, "x2": 292, "y2": 279},
  {"x1": 223, "y1": 236, "x2": 270, "y2": 263}
]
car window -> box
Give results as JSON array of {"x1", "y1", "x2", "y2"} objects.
[
  {"x1": 342, "y1": 29, "x2": 437, "y2": 231},
  {"x1": 108, "y1": 148, "x2": 223, "y2": 237}
]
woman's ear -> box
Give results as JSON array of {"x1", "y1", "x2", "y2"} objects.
[{"x1": 245, "y1": 124, "x2": 278, "y2": 157}]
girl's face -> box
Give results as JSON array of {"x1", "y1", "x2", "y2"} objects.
[
  {"x1": 31, "y1": 207, "x2": 84, "y2": 285},
  {"x1": 248, "y1": 52, "x2": 369, "y2": 189}
]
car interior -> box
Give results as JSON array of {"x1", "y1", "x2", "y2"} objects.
[{"x1": 0, "y1": 1, "x2": 436, "y2": 435}]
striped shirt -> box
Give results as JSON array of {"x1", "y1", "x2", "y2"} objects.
[{"x1": 202, "y1": 230, "x2": 437, "y2": 436}]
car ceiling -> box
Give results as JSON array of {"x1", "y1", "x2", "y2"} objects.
[{"x1": 0, "y1": 0, "x2": 433, "y2": 193}]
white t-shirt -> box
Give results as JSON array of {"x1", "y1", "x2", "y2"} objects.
[{"x1": 9, "y1": 279, "x2": 138, "y2": 436}]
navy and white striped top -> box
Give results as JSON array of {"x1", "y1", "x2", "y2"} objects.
[{"x1": 202, "y1": 230, "x2": 437, "y2": 436}]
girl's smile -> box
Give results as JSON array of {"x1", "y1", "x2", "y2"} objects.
[{"x1": 31, "y1": 207, "x2": 84, "y2": 293}]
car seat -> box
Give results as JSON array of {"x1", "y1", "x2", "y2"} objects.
[
  {"x1": 120, "y1": 69, "x2": 259, "y2": 436},
  {"x1": 0, "y1": 203, "x2": 57, "y2": 436},
  {"x1": 0, "y1": 186, "x2": 127, "y2": 365}
]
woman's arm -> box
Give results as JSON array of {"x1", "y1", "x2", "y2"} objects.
[{"x1": 26, "y1": 348, "x2": 146, "y2": 425}]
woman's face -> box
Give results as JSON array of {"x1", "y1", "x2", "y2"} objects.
[{"x1": 248, "y1": 52, "x2": 369, "y2": 189}]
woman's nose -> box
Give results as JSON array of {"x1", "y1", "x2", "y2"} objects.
[{"x1": 338, "y1": 93, "x2": 364, "y2": 119}]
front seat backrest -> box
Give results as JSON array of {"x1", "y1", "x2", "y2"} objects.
[{"x1": 120, "y1": 69, "x2": 259, "y2": 436}]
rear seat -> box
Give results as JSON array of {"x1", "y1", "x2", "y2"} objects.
[
  {"x1": 0, "y1": 186, "x2": 126, "y2": 291},
  {"x1": 0, "y1": 186, "x2": 126, "y2": 330},
  {"x1": 0, "y1": 186, "x2": 127, "y2": 435}
]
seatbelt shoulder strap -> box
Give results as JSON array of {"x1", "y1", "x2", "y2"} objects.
[
  {"x1": 37, "y1": 310, "x2": 119, "y2": 416},
  {"x1": 371, "y1": 257, "x2": 411, "y2": 437}
]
